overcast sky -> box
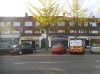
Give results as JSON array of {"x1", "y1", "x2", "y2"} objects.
[{"x1": 0, "y1": 0, "x2": 100, "y2": 17}]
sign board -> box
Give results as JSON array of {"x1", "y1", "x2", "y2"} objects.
[{"x1": 70, "y1": 40, "x2": 82, "y2": 46}]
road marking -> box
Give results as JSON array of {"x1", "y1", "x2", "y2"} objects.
[
  {"x1": 14, "y1": 61, "x2": 68, "y2": 64},
  {"x1": 96, "y1": 61, "x2": 100, "y2": 63},
  {"x1": 94, "y1": 66, "x2": 100, "y2": 69},
  {"x1": 39, "y1": 68, "x2": 63, "y2": 71}
]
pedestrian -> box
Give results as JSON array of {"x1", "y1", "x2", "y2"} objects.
[{"x1": 31, "y1": 41, "x2": 36, "y2": 54}]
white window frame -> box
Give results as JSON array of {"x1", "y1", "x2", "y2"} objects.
[
  {"x1": 79, "y1": 30, "x2": 84, "y2": 33},
  {"x1": 70, "y1": 30, "x2": 77, "y2": 33},
  {"x1": 0, "y1": 22, "x2": 5, "y2": 26},
  {"x1": 25, "y1": 22, "x2": 33, "y2": 26},
  {"x1": 12, "y1": 31, "x2": 20, "y2": 34},
  {"x1": 91, "y1": 30, "x2": 98, "y2": 34},
  {"x1": 84, "y1": 22, "x2": 88, "y2": 26},
  {"x1": 35, "y1": 30, "x2": 41, "y2": 33},
  {"x1": 25, "y1": 30, "x2": 32, "y2": 34},
  {"x1": 34, "y1": 22, "x2": 40, "y2": 26},
  {"x1": 57, "y1": 30, "x2": 65, "y2": 33},
  {"x1": 13, "y1": 22, "x2": 20, "y2": 26},
  {"x1": 57, "y1": 22, "x2": 65, "y2": 26},
  {"x1": 90, "y1": 22, "x2": 97, "y2": 27},
  {"x1": 49, "y1": 30, "x2": 55, "y2": 33},
  {"x1": 69, "y1": 22, "x2": 74, "y2": 26},
  {"x1": 78, "y1": 22, "x2": 82, "y2": 26}
]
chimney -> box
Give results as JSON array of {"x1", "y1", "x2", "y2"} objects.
[{"x1": 25, "y1": 12, "x2": 28, "y2": 17}]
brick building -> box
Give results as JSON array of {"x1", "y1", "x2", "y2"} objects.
[{"x1": 0, "y1": 16, "x2": 100, "y2": 49}]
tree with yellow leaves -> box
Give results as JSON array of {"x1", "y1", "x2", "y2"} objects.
[{"x1": 25, "y1": 0, "x2": 63, "y2": 50}]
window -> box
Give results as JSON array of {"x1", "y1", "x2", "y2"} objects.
[
  {"x1": 57, "y1": 30, "x2": 65, "y2": 33},
  {"x1": 13, "y1": 22, "x2": 20, "y2": 26},
  {"x1": 70, "y1": 30, "x2": 76, "y2": 33},
  {"x1": 12, "y1": 31, "x2": 20, "y2": 34},
  {"x1": 3, "y1": 31, "x2": 10, "y2": 34},
  {"x1": 78, "y1": 22, "x2": 82, "y2": 26},
  {"x1": 25, "y1": 22, "x2": 33, "y2": 26},
  {"x1": 49, "y1": 30, "x2": 55, "y2": 33},
  {"x1": 90, "y1": 22, "x2": 97, "y2": 27},
  {"x1": 25, "y1": 30, "x2": 32, "y2": 34},
  {"x1": 0, "y1": 22, "x2": 5, "y2": 26},
  {"x1": 91, "y1": 30, "x2": 98, "y2": 34},
  {"x1": 0, "y1": 22, "x2": 12, "y2": 27},
  {"x1": 69, "y1": 22, "x2": 74, "y2": 26},
  {"x1": 34, "y1": 22, "x2": 40, "y2": 26},
  {"x1": 79, "y1": 30, "x2": 84, "y2": 33},
  {"x1": 5, "y1": 22, "x2": 12, "y2": 26},
  {"x1": 57, "y1": 22, "x2": 65, "y2": 26},
  {"x1": 84, "y1": 22, "x2": 88, "y2": 26},
  {"x1": 35, "y1": 30, "x2": 41, "y2": 33}
]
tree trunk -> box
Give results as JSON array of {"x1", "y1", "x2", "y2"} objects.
[{"x1": 45, "y1": 30, "x2": 49, "y2": 51}]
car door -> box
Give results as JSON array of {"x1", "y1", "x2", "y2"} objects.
[{"x1": 22, "y1": 44, "x2": 33, "y2": 53}]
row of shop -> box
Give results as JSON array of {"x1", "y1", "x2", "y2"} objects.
[{"x1": 0, "y1": 34, "x2": 100, "y2": 49}]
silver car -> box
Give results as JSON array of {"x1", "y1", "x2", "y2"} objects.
[{"x1": 90, "y1": 44, "x2": 100, "y2": 53}]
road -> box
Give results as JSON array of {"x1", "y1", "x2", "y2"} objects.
[{"x1": 0, "y1": 54, "x2": 100, "y2": 74}]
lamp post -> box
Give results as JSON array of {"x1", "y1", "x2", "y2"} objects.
[{"x1": 19, "y1": 29, "x2": 23, "y2": 44}]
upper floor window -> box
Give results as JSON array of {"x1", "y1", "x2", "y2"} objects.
[
  {"x1": 49, "y1": 30, "x2": 55, "y2": 33},
  {"x1": 35, "y1": 30, "x2": 41, "y2": 33},
  {"x1": 25, "y1": 22, "x2": 33, "y2": 26},
  {"x1": 78, "y1": 22, "x2": 82, "y2": 26},
  {"x1": 57, "y1": 22, "x2": 65, "y2": 26},
  {"x1": 5, "y1": 22, "x2": 12, "y2": 26},
  {"x1": 79, "y1": 30, "x2": 84, "y2": 33},
  {"x1": 25, "y1": 30, "x2": 32, "y2": 34},
  {"x1": 13, "y1": 22, "x2": 20, "y2": 26},
  {"x1": 2, "y1": 30, "x2": 10, "y2": 34},
  {"x1": 84, "y1": 22, "x2": 88, "y2": 26},
  {"x1": 12, "y1": 31, "x2": 20, "y2": 34},
  {"x1": 90, "y1": 22, "x2": 97, "y2": 27},
  {"x1": 34, "y1": 22, "x2": 40, "y2": 26},
  {"x1": 70, "y1": 30, "x2": 76, "y2": 33},
  {"x1": 57, "y1": 30, "x2": 65, "y2": 33},
  {"x1": 0, "y1": 22, "x2": 5, "y2": 26},
  {"x1": 91, "y1": 30, "x2": 98, "y2": 34},
  {"x1": 69, "y1": 22, "x2": 74, "y2": 26}
]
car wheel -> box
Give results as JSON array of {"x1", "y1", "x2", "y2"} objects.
[
  {"x1": 18, "y1": 51, "x2": 23, "y2": 55},
  {"x1": 52, "y1": 52, "x2": 54, "y2": 54}
]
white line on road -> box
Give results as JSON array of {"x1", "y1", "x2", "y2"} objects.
[
  {"x1": 38, "y1": 68, "x2": 63, "y2": 71},
  {"x1": 14, "y1": 61, "x2": 68, "y2": 64},
  {"x1": 96, "y1": 61, "x2": 100, "y2": 63}
]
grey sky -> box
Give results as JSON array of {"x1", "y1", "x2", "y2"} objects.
[{"x1": 0, "y1": 0, "x2": 99, "y2": 17}]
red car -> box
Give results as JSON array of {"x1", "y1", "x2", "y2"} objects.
[{"x1": 51, "y1": 43, "x2": 67, "y2": 54}]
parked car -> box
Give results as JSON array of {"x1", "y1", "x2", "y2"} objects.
[
  {"x1": 51, "y1": 43, "x2": 67, "y2": 54},
  {"x1": 90, "y1": 44, "x2": 100, "y2": 53},
  {"x1": 10, "y1": 44, "x2": 36, "y2": 55},
  {"x1": 0, "y1": 43, "x2": 11, "y2": 55}
]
